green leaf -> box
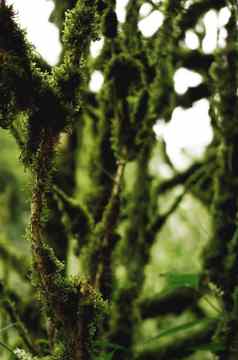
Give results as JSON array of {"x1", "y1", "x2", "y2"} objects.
[
  {"x1": 94, "y1": 340, "x2": 127, "y2": 352},
  {"x1": 161, "y1": 272, "x2": 201, "y2": 290},
  {"x1": 144, "y1": 318, "x2": 215, "y2": 344},
  {"x1": 0, "y1": 322, "x2": 17, "y2": 333},
  {"x1": 94, "y1": 352, "x2": 115, "y2": 360},
  {"x1": 191, "y1": 342, "x2": 225, "y2": 352},
  {"x1": 0, "y1": 341, "x2": 17, "y2": 357}
]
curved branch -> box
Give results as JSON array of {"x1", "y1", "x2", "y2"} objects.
[{"x1": 139, "y1": 287, "x2": 202, "y2": 319}]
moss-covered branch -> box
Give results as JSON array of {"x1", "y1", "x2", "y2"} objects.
[
  {"x1": 139, "y1": 288, "x2": 202, "y2": 319},
  {"x1": 203, "y1": 3, "x2": 238, "y2": 358},
  {"x1": 92, "y1": 159, "x2": 126, "y2": 299}
]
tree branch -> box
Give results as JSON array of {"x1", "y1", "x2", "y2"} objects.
[
  {"x1": 175, "y1": 83, "x2": 210, "y2": 108},
  {"x1": 139, "y1": 287, "x2": 202, "y2": 319},
  {"x1": 89, "y1": 158, "x2": 126, "y2": 298},
  {"x1": 154, "y1": 162, "x2": 203, "y2": 196},
  {"x1": 148, "y1": 186, "x2": 188, "y2": 237},
  {"x1": 179, "y1": 50, "x2": 214, "y2": 74}
]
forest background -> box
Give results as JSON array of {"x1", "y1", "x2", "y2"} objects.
[{"x1": 0, "y1": 0, "x2": 237, "y2": 359}]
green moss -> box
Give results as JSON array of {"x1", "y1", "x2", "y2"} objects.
[
  {"x1": 21, "y1": 66, "x2": 68, "y2": 165},
  {"x1": 1, "y1": 0, "x2": 229, "y2": 358},
  {"x1": 0, "y1": 53, "x2": 32, "y2": 129},
  {"x1": 103, "y1": 54, "x2": 147, "y2": 158},
  {"x1": 49, "y1": 0, "x2": 77, "y2": 32},
  {"x1": 0, "y1": 4, "x2": 28, "y2": 58},
  {"x1": 133, "y1": 89, "x2": 151, "y2": 147},
  {"x1": 43, "y1": 277, "x2": 108, "y2": 359},
  {"x1": 62, "y1": 0, "x2": 98, "y2": 54},
  {"x1": 106, "y1": 54, "x2": 143, "y2": 99},
  {"x1": 51, "y1": 0, "x2": 100, "y2": 133},
  {"x1": 38, "y1": 243, "x2": 65, "y2": 277},
  {"x1": 0, "y1": 5, "x2": 34, "y2": 129},
  {"x1": 53, "y1": 60, "x2": 83, "y2": 104}
]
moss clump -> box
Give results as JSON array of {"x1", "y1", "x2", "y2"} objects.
[
  {"x1": 33, "y1": 67, "x2": 67, "y2": 131},
  {"x1": 132, "y1": 89, "x2": 150, "y2": 147},
  {"x1": 62, "y1": 0, "x2": 98, "y2": 54},
  {"x1": 0, "y1": 5, "x2": 33, "y2": 129},
  {"x1": 53, "y1": 61, "x2": 83, "y2": 104},
  {"x1": 46, "y1": 277, "x2": 108, "y2": 359},
  {"x1": 0, "y1": 5, "x2": 28, "y2": 58},
  {"x1": 22, "y1": 67, "x2": 67, "y2": 165},
  {"x1": 106, "y1": 54, "x2": 143, "y2": 99},
  {"x1": 0, "y1": 54, "x2": 31, "y2": 128},
  {"x1": 37, "y1": 243, "x2": 65, "y2": 277}
]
